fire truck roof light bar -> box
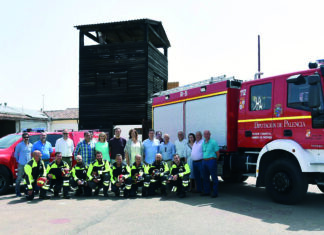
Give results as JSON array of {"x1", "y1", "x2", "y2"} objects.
[{"x1": 153, "y1": 75, "x2": 235, "y2": 97}]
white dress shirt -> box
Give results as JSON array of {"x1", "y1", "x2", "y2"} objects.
[
  {"x1": 191, "y1": 139, "x2": 203, "y2": 161},
  {"x1": 55, "y1": 137, "x2": 74, "y2": 157}
]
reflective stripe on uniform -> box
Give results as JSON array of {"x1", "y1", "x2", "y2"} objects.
[
  {"x1": 182, "y1": 180, "x2": 189, "y2": 187},
  {"x1": 42, "y1": 185, "x2": 49, "y2": 190}
]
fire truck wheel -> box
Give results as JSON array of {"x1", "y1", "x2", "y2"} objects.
[
  {"x1": 221, "y1": 174, "x2": 248, "y2": 183},
  {"x1": 0, "y1": 166, "x2": 10, "y2": 195},
  {"x1": 317, "y1": 185, "x2": 324, "y2": 193},
  {"x1": 265, "y1": 159, "x2": 308, "y2": 205}
]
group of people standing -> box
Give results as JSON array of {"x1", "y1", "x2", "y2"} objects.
[{"x1": 14, "y1": 127, "x2": 220, "y2": 200}]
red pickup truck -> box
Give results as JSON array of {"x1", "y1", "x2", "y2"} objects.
[{"x1": 0, "y1": 131, "x2": 99, "y2": 195}]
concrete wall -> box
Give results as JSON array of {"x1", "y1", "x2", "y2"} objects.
[{"x1": 19, "y1": 120, "x2": 48, "y2": 132}]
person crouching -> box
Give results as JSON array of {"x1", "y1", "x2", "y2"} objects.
[
  {"x1": 24, "y1": 150, "x2": 50, "y2": 200},
  {"x1": 47, "y1": 152, "x2": 71, "y2": 199},
  {"x1": 169, "y1": 154, "x2": 191, "y2": 198},
  {"x1": 70, "y1": 155, "x2": 91, "y2": 196},
  {"x1": 111, "y1": 154, "x2": 132, "y2": 198},
  {"x1": 87, "y1": 151, "x2": 111, "y2": 197}
]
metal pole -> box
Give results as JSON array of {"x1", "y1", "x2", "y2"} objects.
[
  {"x1": 258, "y1": 35, "x2": 261, "y2": 79},
  {"x1": 42, "y1": 94, "x2": 45, "y2": 111}
]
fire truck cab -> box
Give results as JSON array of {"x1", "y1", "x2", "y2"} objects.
[{"x1": 152, "y1": 64, "x2": 324, "y2": 204}]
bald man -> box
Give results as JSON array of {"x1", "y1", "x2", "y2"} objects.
[{"x1": 24, "y1": 150, "x2": 50, "y2": 200}]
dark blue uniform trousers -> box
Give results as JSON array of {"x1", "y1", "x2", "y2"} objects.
[{"x1": 202, "y1": 158, "x2": 218, "y2": 196}]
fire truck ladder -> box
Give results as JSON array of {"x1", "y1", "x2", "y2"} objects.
[{"x1": 152, "y1": 75, "x2": 237, "y2": 97}]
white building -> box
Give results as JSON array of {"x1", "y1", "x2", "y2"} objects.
[
  {"x1": 0, "y1": 103, "x2": 49, "y2": 137},
  {"x1": 45, "y1": 108, "x2": 79, "y2": 132}
]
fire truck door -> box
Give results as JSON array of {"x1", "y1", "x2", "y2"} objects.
[{"x1": 239, "y1": 80, "x2": 274, "y2": 148}]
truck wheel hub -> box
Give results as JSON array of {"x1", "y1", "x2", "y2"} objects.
[{"x1": 272, "y1": 172, "x2": 290, "y2": 192}]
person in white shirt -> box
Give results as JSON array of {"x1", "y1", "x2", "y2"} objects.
[
  {"x1": 55, "y1": 129, "x2": 74, "y2": 167},
  {"x1": 191, "y1": 131, "x2": 204, "y2": 193},
  {"x1": 174, "y1": 131, "x2": 188, "y2": 162}
]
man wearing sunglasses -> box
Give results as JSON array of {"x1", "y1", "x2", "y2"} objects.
[
  {"x1": 14, "y1": 132, "x2": 33, "y2": 197},
  {"x1": 55, "y1": 129, "x2": 74, "y2": 168}
]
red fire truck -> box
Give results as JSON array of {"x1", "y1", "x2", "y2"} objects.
[{"x1": 152, "y1": 63, "x2": 324, "y2": 204}]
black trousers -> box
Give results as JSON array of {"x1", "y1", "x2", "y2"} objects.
[
  {"x1": 169, "y1": 175, "x2": 189, "y2": 194},
  {"x1": 24, "y1": 182, "x2": 47, "y2": 200},
  {"x1": 148, "y1": 175, "x2": 168, "y2": 195},
  {"x1": 49, "y1": 177, "x2": 69, "y2": 196},
  {"x1": 70, "y1": 179, "x2": 92, "y2": 196},
  {"x1": 111, "y1": 178, "x2": 132, "y2": 197},
  {"x1": 130, "y1": 181, "x2": 143, "y2": 197}
]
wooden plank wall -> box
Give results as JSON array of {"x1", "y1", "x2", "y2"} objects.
[
  {"x1": 79, "y1": 41, "x2": 168, "y2": 132},
  {"x1": 79, "y1": 42, "x2": 148, "y2": 130}
]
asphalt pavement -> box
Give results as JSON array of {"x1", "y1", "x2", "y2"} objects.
[{"x1": 1, "y1": 178, "x2": 324, "y2": 235}]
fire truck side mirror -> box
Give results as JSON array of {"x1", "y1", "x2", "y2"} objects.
[
  {"x1": 287, "y1": 74, "x2": 305, "y2": 85},
  {"x1": 308, "y1": 75, "x2": 321, "y2": 108},
  {"x1": 308, "y1": 74, "x2": 321, "y2": 85}
]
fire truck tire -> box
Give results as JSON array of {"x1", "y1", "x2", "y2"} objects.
[
  {"x1": 221, "y1": 174, "x2": 248, "y2": 183},
  {"x1": 265, "y1": 159, "x2": 308, "y2": 205},
  {"x1": 0, "y1": 166, "x2": 10, "y2": 195},
  {"x1": 317, "y1": 185, "x2": 324, "y2": 193}
]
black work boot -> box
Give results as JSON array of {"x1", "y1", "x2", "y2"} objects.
[
  {"x1": 39, "y1": 192, "x2": 51, "y2": 200},
  {"x1": 94, "y1": 188, "x2": 100, "y2": 196},
  {"x1": 103, "y1": 188, "x2": 109, "y2": 197},
  {"x1": 161, "y1": 189, "x2": 167, "y2": 197},
  {"x1": 75, "y1": 189, "x2": 82, "y2": 197},
  {"x1": 115, "y1": 189, "x2": 120, "y2": 197}
]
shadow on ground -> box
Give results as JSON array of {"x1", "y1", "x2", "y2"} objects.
[
  {"x1": 161, "y1": 180, "x2": 324, "y2": 232},
  {"x1": 2, "y1": 180, "x2": 324, "y2": 232}
]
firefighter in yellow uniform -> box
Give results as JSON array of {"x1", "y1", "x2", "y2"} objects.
[
  {"x1": 24, "y1": 150, "x2": 50, "y2": 200},
  {"x1": 169, "y1": 154, "x2": 191, "y2": 198},
  {"x1": 146, "y1": 153, "x2": 169, "y2": 197},
  {"x1": 130, "y1": 154, "x2": 149, "y2": 197},
  {"x1": 111, "y1": 154, "x2": 132, "y2": 198},
  {"x1": 46, "y1": 152, "x2": 70, "y2": 199},
  {"x1": 70, "y1": 155, "x2": 91, "y2": 196},
  {"x1": 87, "y1": 151, "x2": 111, "y2": 197}
]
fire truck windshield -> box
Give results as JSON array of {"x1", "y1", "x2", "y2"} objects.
[{"x1": 287, "y1": 74, "x2": 324, "y2": 128}]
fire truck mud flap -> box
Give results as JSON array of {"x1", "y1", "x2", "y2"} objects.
[{"x1": 265, "y1": 158, "x2": 308, "y2": 204}]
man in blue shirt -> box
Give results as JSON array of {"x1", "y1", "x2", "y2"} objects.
[
  {"x1": 159, "y1": 134, "x2": 175, "y2": 169},
  {"x1": 14, "y1": 132, "x2": 33, "y2": 197},
  {"x1": 143, "y1": 129, "x2": 160, "y2": 164},
  {"x1": 32, "y1": 132, "x2": 53, "y2": 167},
  {"x1": 202, "y1": 130, "x2": 220, "y2": 198}
]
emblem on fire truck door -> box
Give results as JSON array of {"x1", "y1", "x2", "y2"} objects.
[
  {"x1": 239, "y1": 97, "x2": 245, "y2": 110},
  {"x1": 306, "y1": 129, "x2": 311, "y2": 138},
  {"x1": 274, "y1": 104, "x2": 283, "y2": 117}
]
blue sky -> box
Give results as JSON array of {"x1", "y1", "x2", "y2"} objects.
[{"x1": 1, "y1": 0, "x2": 324, "y2": 110}]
